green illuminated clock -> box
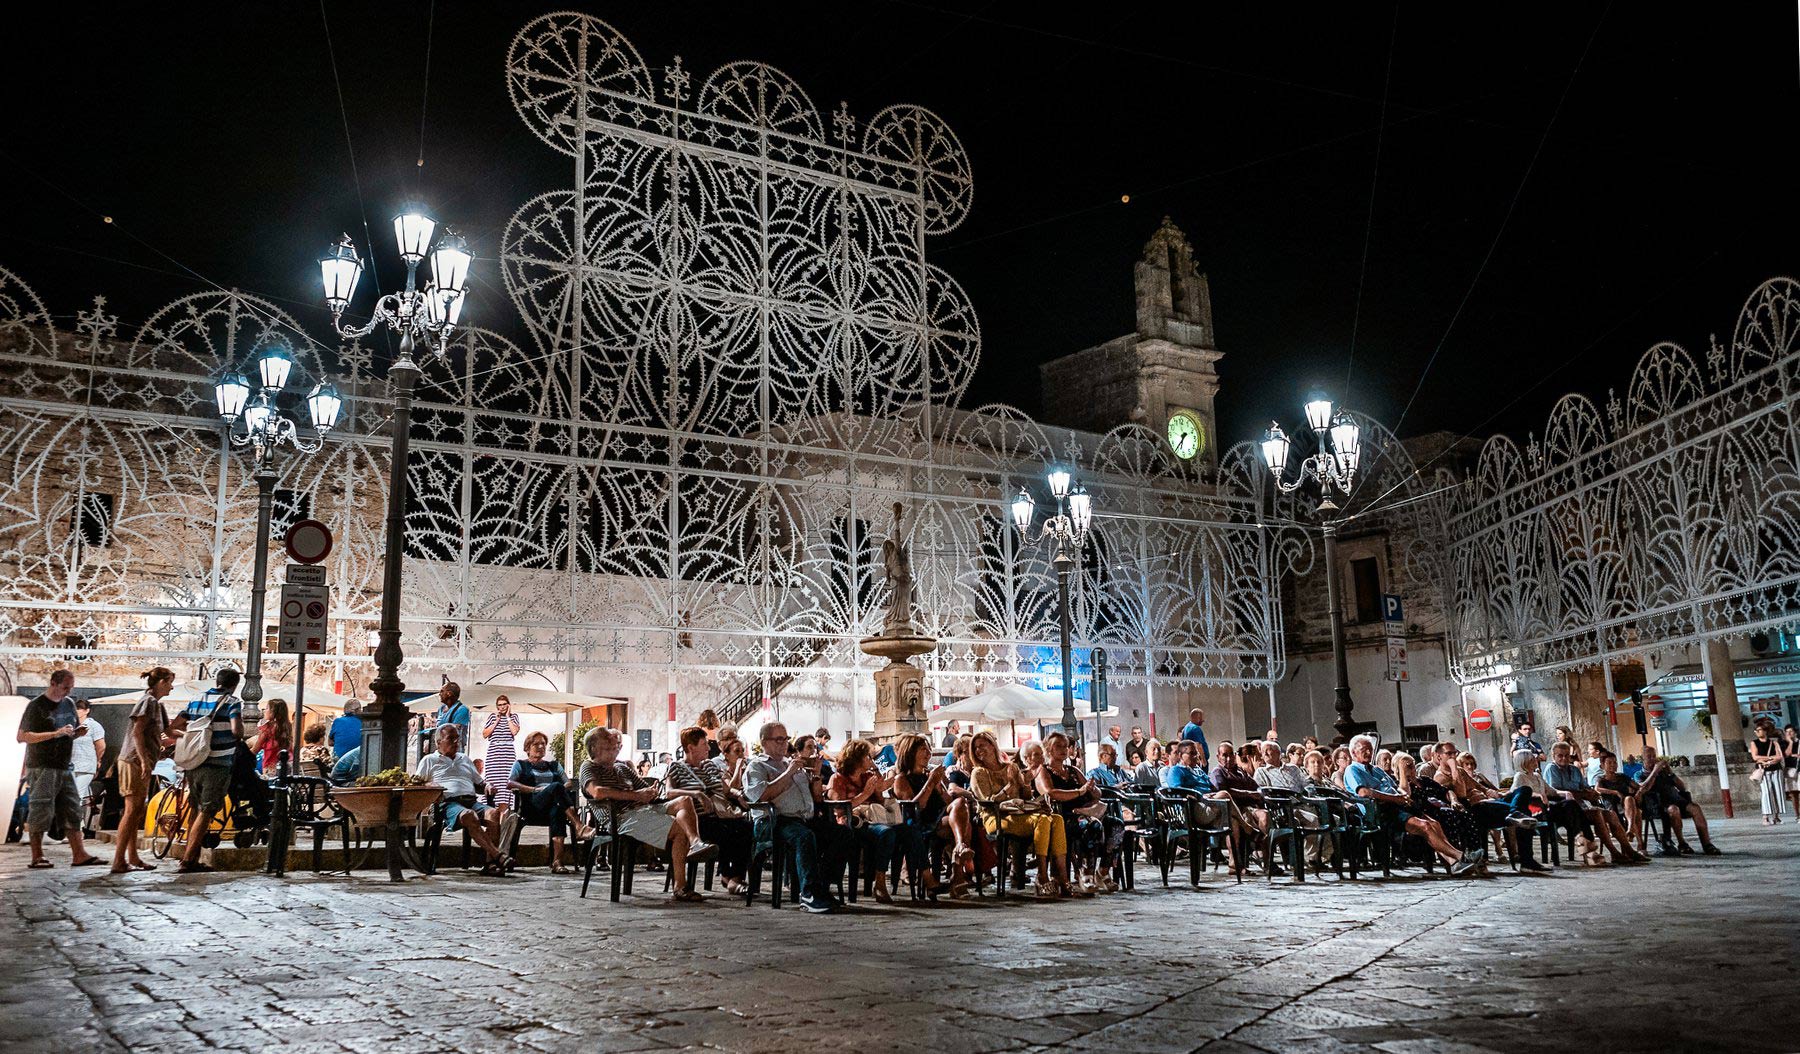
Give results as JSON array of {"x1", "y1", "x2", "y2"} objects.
[{"x1": 1167, "y1": 410, "x2": 1206, "y2": 460}]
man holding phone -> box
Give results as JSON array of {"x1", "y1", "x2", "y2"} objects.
[{"x1": 16, "y1": 670, "x2": 104, "y2": 869}]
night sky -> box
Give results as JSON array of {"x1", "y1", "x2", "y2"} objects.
[{"x1": 3, "y1": 3, "x2": 1794, "y2": 454}]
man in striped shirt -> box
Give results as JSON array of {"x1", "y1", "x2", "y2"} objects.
[
  {"x1": 178, "y1": 669, "x2": 245, "y2": 874},
  {"x1": 666, "y1": 725, "x2": 752, "y2": 894}
]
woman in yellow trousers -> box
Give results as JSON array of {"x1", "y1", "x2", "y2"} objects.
[{"x1": 967, "y1": 730, "x2": 1072, "y2": 897}]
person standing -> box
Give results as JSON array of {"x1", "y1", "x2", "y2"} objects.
[
  {"x1": 251, "y1": 698, "x2": 292, "y2": 774},
  {"x1": 1750, "y1": 718, "x2": 1786, "y2": 825},
  {"x1": 113, "y1": 667, "x2": 177, "y2": 873},
  {"x1": 329, "y1": 699, "x2": 364, "y2": 760},
  {"x1": 1123, "y1": 726, "x2": 1149, "y2": 765},
  {"x1": 177, "y1": 669, "x2": 245, "y2": 874},
  {"x1": 425, "y1": 682, "x2": 471, "y2": 756},
  {"x1": 939, "y1": 720, "x2": 960, "y2": 749},
  {"x1": 17, "y1": 671, "x2": 103, "y2": 869},
  {"x1": 69, "y1": 697, "x2": 105, "y2": 835},
  {"x1": 1180, "y1": 708, "x2": 1209, "y2": 763},
  {"x1": 483, "y1": 694, "x2": 520, "y2": 815}
]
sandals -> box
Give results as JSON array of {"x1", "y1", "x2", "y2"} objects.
[
  {"x1": 671, "y1": 889, "x2": 705, "y2": 903},
  {"x1": 27, "y1": 860, "x2": 52, "y2": 870}
]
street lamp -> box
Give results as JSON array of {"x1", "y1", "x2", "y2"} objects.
[
  {"x1": 1261, "y1": 391, "x2": 1362, "y2": 745},
  {"x1": 1010, "y1": 470, "x2": 1095, "y2": 739},
  {"x1": 318, "y1": 207, "x2": 472, "y2": 774},
  {"x1": 214, "y1": 343, "x2": 341, "y2": 714}
]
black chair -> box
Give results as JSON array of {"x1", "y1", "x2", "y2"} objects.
[
  {"x1": 580, "y1": 799, "x2": 635, "y2": 901},
  {"x1": 282, "y1": 775, "x2": 352, "y2": 874},
  {"x1": 1302, "y1": 793, "x2": 1353, "y2": 878},
  {"x1": 743, "y1": 802, "x2": 794, "y2": 907},
  {"x1": 1105, "y1": 787, "x2": 1152, "y2": 890},
  {"x1": 894, "y1": 799, "x2": 946, "y2": 900},
  {"x1": 1257, "y1": 787, "x2": 1309, "y2": 882},
  {"x1": 1150, "y1": 788, "x2": 1236, "y2": 886},
  {"x1": 1343, "y1": 799, "x2": 1394, "y2": 879},
  {"x1": 970, "y1": 799, "x2": 1035, "y2": 897},
  {"x1": 418, "y1": 799, "x2": 476, "y2": 874}
]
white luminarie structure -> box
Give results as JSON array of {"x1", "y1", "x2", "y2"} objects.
[{"x1": 0, "y1": 13, "x2": 1287, "y2": 738}]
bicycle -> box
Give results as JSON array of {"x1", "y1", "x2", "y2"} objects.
[{"x1": 147, "y1": 777, "x2": 231, "y2": 859}]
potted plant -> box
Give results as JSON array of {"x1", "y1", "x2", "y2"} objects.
[{"x1": 329, "y1": 767, "x2": 444, "y2": 827}]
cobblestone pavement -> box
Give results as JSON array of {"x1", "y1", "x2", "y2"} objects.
[{"x1": 2, "y1": 818, "x2": 1795, "y2": 1054}]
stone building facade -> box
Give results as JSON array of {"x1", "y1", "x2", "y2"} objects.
[{"x1": 1039, "y1": 217, "x2": 1223, "y2": 471}]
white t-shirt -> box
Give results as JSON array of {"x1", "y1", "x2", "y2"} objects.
[
  {"x1": 413, "y1": 750, "x2": 482, "y2": 798},
  {"x1": 71, "y1": 720, "x2": 102, "y2": 774}
]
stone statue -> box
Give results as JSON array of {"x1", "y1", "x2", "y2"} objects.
[{"x1": 880, "y1": 501, "x2": 915, "y2": 637}]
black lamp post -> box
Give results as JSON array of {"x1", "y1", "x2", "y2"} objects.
[
  {"x1": 1260, "y1": 393, "x2": 1363, "y2": 745},
  {"x1": 316, "y1": 208, "x2": 472, "y2": 774},
  {"x1": 1010, "y1": 469, "x2": 1094, "y2": 739}
]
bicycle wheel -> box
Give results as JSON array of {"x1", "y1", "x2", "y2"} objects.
[{"x1": 151, "y1": 792, "x2": 187, "y2": 859}]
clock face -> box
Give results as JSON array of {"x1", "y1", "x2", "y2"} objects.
[{"x1": 1167, "y1": 411, "x2": 1205, "y2": 460}]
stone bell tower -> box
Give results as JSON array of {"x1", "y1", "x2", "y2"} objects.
[{"x1": 1039, "y1": 217, "x2": 1223, "y2": 467}]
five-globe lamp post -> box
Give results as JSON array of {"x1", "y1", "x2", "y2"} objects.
[
  {"x1": 1260, "y1": 392, "x2": 1363, "y2": 745},
  {"x1": 1010, "y1": 469, "x2": 1094, "y2": 739},
  {"x1": 214, "y1": 345, "x2": 342, "y2": 718},
  {"x1": 317, "y1": 206, "x2": 472, "y2": 775}
]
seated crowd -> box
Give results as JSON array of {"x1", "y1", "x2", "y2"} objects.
[{"x1": 407, "y1": 709, "x2": 1723, "y2": 905}]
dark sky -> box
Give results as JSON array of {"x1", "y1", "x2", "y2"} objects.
[{"x1": 3, "y1": 3, "x2": 1794, "y2": 453}]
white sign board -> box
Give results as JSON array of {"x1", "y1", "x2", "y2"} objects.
[
  {"x1": 1386, "y1": 636, "x2": 1410, "y2": 682},
  {"x1": 278, "y1": 564, "x2": 328, "y2": 654}
]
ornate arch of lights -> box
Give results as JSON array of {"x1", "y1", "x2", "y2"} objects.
[
  {"x1": 0, "y1": 12, "x2": 1285, "y2": 703},
  {"x1": 1445, "y1": 278, "x2": 1800, "y2": 684}
]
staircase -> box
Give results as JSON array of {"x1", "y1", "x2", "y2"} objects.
[{"x1": 713, "y1": 636, "x2": 831, "y2": 726}]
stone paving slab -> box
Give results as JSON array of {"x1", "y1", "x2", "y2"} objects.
[{"x1": 2, "y1": 818, "x2": 1795, "y2": 1053}]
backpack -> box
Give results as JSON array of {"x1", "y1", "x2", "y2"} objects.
[{"x1": 174, "y1": 692, "x2": 231, "y2": 772}]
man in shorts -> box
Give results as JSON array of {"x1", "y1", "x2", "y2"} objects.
[
  {"x1": 178, "y1": 669, "x2": 245, "y2": 874},
  {"x1": 17, "y1": 670, "x2": 103, "y2": 869}
]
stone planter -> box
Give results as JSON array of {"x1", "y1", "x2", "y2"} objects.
[{"x1": 329, "y1": 785, "x2": 443, "y2": 828}]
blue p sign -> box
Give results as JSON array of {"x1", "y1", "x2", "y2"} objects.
[{"x1": 1382, "y1": 594, "x2": 1404, "y2": 623}]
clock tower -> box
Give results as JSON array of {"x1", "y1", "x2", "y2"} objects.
[{"x1": 1039, "y1": 217, "x2": 1223, "y2": 468}]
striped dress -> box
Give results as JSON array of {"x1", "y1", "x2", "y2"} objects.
[{"x1": 483, "y1": 713, "x2": 518, "y2": 808}]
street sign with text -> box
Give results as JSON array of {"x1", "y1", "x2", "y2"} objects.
[
  {"x1": 1386, "y1": 636, "x2": 1409, "y2": 682},
  {"x1": 1381, "y1": 593, "x2": 1404, "y2": 626},
  {"x1": 277, "y1": 564, "x2": 328, "y2": 654}
]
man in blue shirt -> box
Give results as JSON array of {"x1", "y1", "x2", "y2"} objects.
[
  {"x1": 743, "y1": 722, "x2": 849, "y2": 913},
  {"x1": 178, "y1": 669, "x2": 245, "y2": 874},
  {"x1": 425, "y1": 682, "x2": 471, "y2": 756},
  {"x1": 1180, "y1": 708, "x2": 1209, "y2": 763},
  {"x1": 1345, "y1": 734, "x2": 1477, "y2": 875},
  {"x1": 1087, "y1": 744, "x2": 1127, "y2": 788},
  {"x1": 330, "y1": 699, "x2": 364, "y2": 761}
]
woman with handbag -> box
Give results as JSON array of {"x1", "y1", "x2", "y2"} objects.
[
  {"x1": 890, "y1": 732, "x2": 966, "y2": 898},
  {"x1": 968, "y1": 730, "x2": 1070, "y2": 898},
  {"x1": 828, "y1": 738, "x2": 911, "y2": 903},
  {"x1": 1037, "y1": 730, "x2": 1112, "y2": 895}
]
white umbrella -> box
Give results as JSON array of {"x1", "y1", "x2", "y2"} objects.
[
  {"x1": 933, "y1": 683, "x2": 1067, "y2": 723},
  {"x1": 90, "y1": 679, "x2": 357, "y2": 711},
  {"x1": 404, "y1": 683, "x2": 613, "y2": 715}
]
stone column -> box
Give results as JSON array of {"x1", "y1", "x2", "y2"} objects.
[{"x1": 1702, "y1": 639, "x2": 1750, "y2": 817}]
